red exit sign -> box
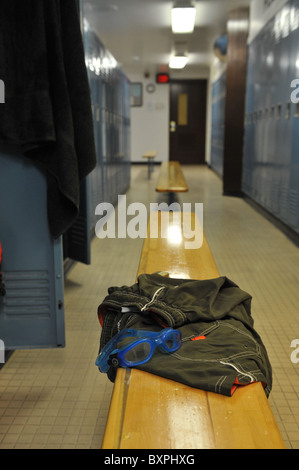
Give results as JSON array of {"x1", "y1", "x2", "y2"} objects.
[{"x1": 156, "y1": 73, "x2": 169, "y2": 84}]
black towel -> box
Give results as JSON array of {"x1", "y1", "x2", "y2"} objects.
[{"x1": 0, "y1": 0, "x2": 96, "y2": 237}]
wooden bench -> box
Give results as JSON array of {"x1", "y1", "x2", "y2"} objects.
[
  {"x1": 101, "y1": 212, "x2": 285, "y2": 449},
  {"x1": 142, "y1": 150, "x2": 157, "y2": 179},
  {"x1": 156, "y1": 161, "x2": 188, "y2": 203}
]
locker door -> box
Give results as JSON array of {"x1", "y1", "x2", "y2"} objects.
[{"x1": 0, "y1": 146, "x2": 65, "y2": 349}]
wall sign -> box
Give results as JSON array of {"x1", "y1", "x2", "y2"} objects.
[{"x1": 130, "y1": 82, "x2": 143, "y2": 107}]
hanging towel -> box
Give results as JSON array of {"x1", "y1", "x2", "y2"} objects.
[{"x1": 0, "y1": 0, "x2": 96, "y2": 237}]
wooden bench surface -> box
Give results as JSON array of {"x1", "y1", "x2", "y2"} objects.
[
  {"x1": 102, "y1": 212, "x2": 285, "y2": 449},
  {"x1": 156, "y1": 161, "x2": 188, "y2": 193},
  {"x1": 142, "y1": 150, "x2": 157, "y2": 159}
]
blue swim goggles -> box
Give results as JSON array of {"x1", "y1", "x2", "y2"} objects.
[{"x1": 95, "y1": 328, "x2": 182, "y2": 373}]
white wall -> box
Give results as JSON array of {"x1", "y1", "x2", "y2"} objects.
[{"x1": 128, "y1": 75, "x2": 169, "y2": 163}]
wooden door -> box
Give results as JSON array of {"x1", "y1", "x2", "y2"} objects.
[{"x1": 169, "y1": 79, "x2": 207, "y2": 164}]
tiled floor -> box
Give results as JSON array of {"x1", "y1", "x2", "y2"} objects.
[{"x1": 0, "y1": 164, "x2": 299, "y2": 448}]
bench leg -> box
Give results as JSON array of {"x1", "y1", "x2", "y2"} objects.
[
  {"x1": 147, "y1": 158, "x2": 151, "y2": 179},
  {"x1": 147, "y1": 158, "x2": 154, "y2": 179},
  {"x1": 168, "y1": 192, "x2": 177, "y2": 205}
]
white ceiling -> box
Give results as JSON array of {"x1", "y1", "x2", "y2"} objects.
[{"x1": 83, "y1": 0, "x2": 252, "y2": 78}]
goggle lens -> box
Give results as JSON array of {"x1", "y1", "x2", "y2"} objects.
[
  {"x1": 123, "y1": 341, "x2": 152, "y2": 364},
  {"x1": 163, "y1": 330, "x2": 181, "y2": 352}
]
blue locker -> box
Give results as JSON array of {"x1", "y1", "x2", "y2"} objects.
[
  {"x1": 210, "y1": 70, "x2": 226, "y2": 176},
  {"x1": 0, "y1": 146, "x2": 65, "y2": 349},
  {"x1": 289, "y1": 1, "x2": 299, "y2": 232},
  {"x1": 81, "y1": 10, "x2": 131, "y2": 233},
  {"x1": 243, "y1": 0, "x2": 299, "y2": 235},
  {"x1": 0, "y1": 1, "x2": 131, "y2": 351}
]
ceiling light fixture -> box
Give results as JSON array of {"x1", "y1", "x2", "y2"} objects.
[
  {"x1": 169, "y1": 54, "x2": 189, "y2": 69},
  {"x1": 171, "y1": 2, "x2": 196, "y2": 34}
]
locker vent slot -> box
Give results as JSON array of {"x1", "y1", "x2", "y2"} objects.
[{"x1": 2, "y1": 270, "x2": 50, "y2": 317}]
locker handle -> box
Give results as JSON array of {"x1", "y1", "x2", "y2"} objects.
[{"x1": 170, "y1": 121, "x2": 176, "y2": 132}]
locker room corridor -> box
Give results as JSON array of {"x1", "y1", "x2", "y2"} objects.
[
  {"x1": 0, "y1": 164, "x2": 299, "y2": 449},
  {"x1": 1, "y1": 0, "x2": 299, "y2": 452}
]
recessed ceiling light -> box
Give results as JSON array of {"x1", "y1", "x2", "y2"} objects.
[
  {"x1": 171, "y1": 3, "x2": 196, "y2": 34},
  {"x1": 169, "y1": 54, "x2": 189, "y2": 69}
]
